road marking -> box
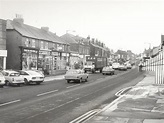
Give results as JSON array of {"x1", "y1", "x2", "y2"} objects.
[
  {"x1": 97, "y1": 78, "x2": 103, "y2": 81},
  {"x1": 66, "y1": 84, "x2": 80, "y2": 89},
  {"x1": 0, "y1": 99, "x2": 21, "y2": 107},
  {"x1": 69, "y1": 109, "x2": 101, "y2": 123},
  {"x1": 16, "y1": 98, "x2": 80, "y2": 123},
  {"x1": 37, "y1": 90, "x2": 58, "y2": 96}
]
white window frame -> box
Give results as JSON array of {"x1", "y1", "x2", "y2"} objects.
[
  {"x1": 25, "y1": 38, "x2": 29, "y2": 47},
  {"x1": 32, "y1": 39, "x2": 35, "y2": 48},
  {"x1": 45, "y1": 42, "x2": 48, "y2": 49},
  {"x1": 41, "y1": 41, "x2": 44, "y2": 49}
]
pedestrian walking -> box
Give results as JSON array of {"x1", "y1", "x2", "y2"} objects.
[{"x1": 138, "y1": 62, "x2": 143, "y2": 72}]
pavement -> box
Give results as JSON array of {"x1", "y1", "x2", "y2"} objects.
[{"x1": 84, "y1": 71, "x2": 164, "y2": 123}]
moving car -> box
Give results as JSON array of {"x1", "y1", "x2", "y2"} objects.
[
  {"x1": 126, "y1": 63, "x2": 132, "y2": 69},
  {"x1": 19, "y1": 70, "x2": 44, "y2": 85},
  {"x1": 118, "y1": 64, "x2": 127, "y2": 71},
  {"x1": 112, "y1": 62, "x2": 120, "y2": 70},
  {"x1": 65, "y1": 69, "x2": 88, "y2": 83},
  {"x1": 102, "y1": 66, "x2": 115, "y2": 75},
  {"x1": 2, "y1": 70, "x2": 24, "y2": 86},
  {"x1": 0, "y1": 72, "x2": 5, "y2": 87}
]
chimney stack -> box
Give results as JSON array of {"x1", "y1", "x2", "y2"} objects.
[
  {"x1": 13, "y1": 14, "x2": 24, "y2": 26},
  {"x1": 41, "y1": 27, "x2": 49, "y2": 32}
]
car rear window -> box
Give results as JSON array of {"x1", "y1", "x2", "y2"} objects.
[{"x1": 27, "y1": 71, "x2": 41, "y2": 75}]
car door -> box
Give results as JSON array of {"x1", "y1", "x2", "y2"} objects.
[
  {"x1": 3, "y1": 72, "x2": 10, "y2": 82},
  {"x1": 19, "y1": 71, "x2": 29, "y2": 80}
]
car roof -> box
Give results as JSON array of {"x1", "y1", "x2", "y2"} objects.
[{"x1": 3, "y1": 70, "x2": 19, "y2": 73}]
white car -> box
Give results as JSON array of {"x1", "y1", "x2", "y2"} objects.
[
  {"x1": 126, "y1": 63, "x2": 132, "y2": 69},
  {"x1": 19, "y1": 70, "x2": 45, "y2": 85},
  {"x1": 102, "y1": 66, "x2": 115, "y2": 75},
  {"x1": 118, "y1": 64, "x2": 127, "y2": 71},
  {"x1": 65, "y1": 69, "x2": 88, "y2": 83},
  {"x1": 2, "y1": 70, "x2": 24, "y2": 86},
  {"x1": 112, "y1": 63, "x2": 120, "y2": 70},
  {"x1": 0, "y1": 72, "x2": 5, "y2": 88}
]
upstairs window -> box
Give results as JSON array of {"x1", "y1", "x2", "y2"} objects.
[
  {"x1": 53, "y1": 43, "x2": 57, "y2": 50},
  {"x1": 45, "y1": 42, "x2": 48, "y2": 49},
  {"x1": 25, "y1": 38, "x2": 29, "y2": 47},
  {"x1": 40, "y1": 41, "x2": 44, "y2": 49},
  {"x1": 32, "y1": 39, "x2": 35, "y2": 48}
]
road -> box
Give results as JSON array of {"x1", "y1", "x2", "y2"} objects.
[{"x1": 0, "y1": 68, "x2": 144, "y2": 123}]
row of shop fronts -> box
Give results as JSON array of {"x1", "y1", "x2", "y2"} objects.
[{"x1": 21, "y1": 47, "x2": 69, "y2": 75}]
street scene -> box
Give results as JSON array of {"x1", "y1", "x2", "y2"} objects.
[{"x1": 1, "y1": 0, "x2": 164, "y2": 123}]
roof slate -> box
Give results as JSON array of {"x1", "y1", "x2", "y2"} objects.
[
  {"x1": 60, "y1": 33, "x2": 78, "y2": 44},
  {"x1": 6, "y1": 20, "x2": 67, "y2": 44}
]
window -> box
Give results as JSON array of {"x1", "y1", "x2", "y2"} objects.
[
  {"x1": 25, "y1": 38, "x2": 29, "y2": 47},
  {"x1": 45, "y1": 42, "x2": 48, "y2": 49},
  {"x1": 53, "y1": 43, "x2": 57, "y2": 50},
  {"x1": 41, "y1": 41, "x2": 44, "y2": 49},
  {"x1": 32, "y1": 39, "x2": 35, "y2": 48}
]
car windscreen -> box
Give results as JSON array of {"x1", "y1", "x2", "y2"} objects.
[
  {"x1": 66, "y1": 70, "x2": 78, "y2": 74},
  {"x1": 10, "y1": 72, "x2": 20, "y2": 76},
  {"x1": 26, "y1": 71, "x2": 41, "y2": 75}
]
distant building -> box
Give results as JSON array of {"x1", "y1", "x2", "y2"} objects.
[{"x1": 61, "y1": 33, "x2": 90, "y2": 69}]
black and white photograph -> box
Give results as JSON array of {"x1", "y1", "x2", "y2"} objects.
[{"x1": 1, "y1": 0, "x2": 164, "y2": 123}]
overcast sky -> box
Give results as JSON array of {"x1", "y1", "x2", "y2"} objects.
[{"x1": 1, "y1": 0, "x2": 164, "y2": 54}]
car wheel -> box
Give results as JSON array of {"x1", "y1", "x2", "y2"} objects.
[
  {"x1": 36, "y1": 82, "x2": 41, "y2": 85},
  {"x1": 24, "y1": 79, "x2": 29, "y2": 85},
  {"x1": 0, "y1": 85, "x2": 4, "y2": 88},
  {"x1": 67, "y1": 80, "x2": 70, "y2": 83},
  {"x1": 6, "y1": 81, "x2": 10, "y2": 86},
  {"x1": 85, "y1": 77, "x2": 88, "y2": 82},
  {"x1": 17, "y1": 83, "x2": 21, "y2": 87},
  {"x1": 79, "y1": 78, "x2": 82, "y2": 83}
]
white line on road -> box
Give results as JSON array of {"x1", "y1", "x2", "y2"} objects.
[
  {"x1": 16, "y1": 97, "x2": 80, "y2": 123},
  {"x1": 69, "y1": 109, "x2": 100, "y2": 123},
  {"x1": 0, "y1": 99, "x2": 21, "y2": 107},
  {"x1": 66, "y1": 84, "x2": 80, "y2": 89},
  {"x1": 37, "y1": 90, "x2": 58, "y2": 96}
]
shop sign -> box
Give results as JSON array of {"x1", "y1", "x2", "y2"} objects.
[
  {"x1": 39, "y1": 50, "x2": 50, "y2": 55},
  {"x1": 0, "y1": 50, "x2": 7, "y2": 57},
  {"x1": 51, "y1": 52, "x2": 59, "y2": 56},
  {"x1": 23, "y1": 49, "x2": 37, "y2": 53},
  {"x1": 57, "y1": 46, "x2": 63, "y2": 51}
]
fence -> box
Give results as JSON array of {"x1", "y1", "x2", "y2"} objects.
[{"x1": 143, "y1": 48, "x2": 164, "y2": 85}]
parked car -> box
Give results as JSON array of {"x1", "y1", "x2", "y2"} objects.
[
  {"x1": 65, "y1": 69, "x2": 88, "y2": 83},
  {"x1": 102, "y1": 66, "x2": 115, "y2": 75},
  {"x1": 118, "y1": 64, "x2": 127, "y2": 71},
  {"x1": 112, "y1": 62, "x2": 120, "y2": 70},
  {"x1": 32, "y1": 69, "x2": 44, "y2": 76},
  {"x1": 19, "y1": 70, "x2": 44, "y2": 85},
  {"x1": 2, "y1": 70, "x2": 24, "y2": 86},
  {"x1": 0, "y1": 72, "x2": 5, "y2": 87},
  {"x1": 126, "y1": 63, "x2": 132, "y2": 69}
]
